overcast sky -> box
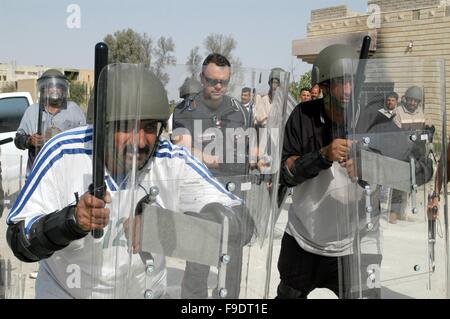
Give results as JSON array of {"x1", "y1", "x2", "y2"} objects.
[{"x1": 0, "y1": 0, "x2": 368, "y2": 79}]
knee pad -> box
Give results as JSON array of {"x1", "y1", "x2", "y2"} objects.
[{"x1": 276, "y1": 280, "x2": 306, "y2": 299}]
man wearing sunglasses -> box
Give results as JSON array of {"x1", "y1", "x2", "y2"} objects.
[
  {"x1": 172, "y1": 54, "x2": 254, "y2": 298},
  {"x1": 172, "y1": 53, "x2": 249, "y2": 176}
]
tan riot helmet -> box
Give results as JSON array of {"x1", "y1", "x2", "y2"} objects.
[
  {"x1": 268, "y1": 67, "x2": 284, "y2": 86},
  {"x1": 87, "y1": 64, "x2": 171, "y2": 174},
  {"x1": 37, "y1": 69, "x2": 69, "y2": 107},
  {"x1": 87, "y1": 64, "x2": 170, "y2": 125},
  {"x1": 311, "y1": 44, "x2": 358, "y2": 86},
  {"x1": 179, "y1": 77, "x2": 202, "y2": 99},
  {"x1": 404, "y1": 86, "x2": 423, "y2": 111},
  {"x1": 404, "y1": 86, "x2": 423, "y2": 102}
]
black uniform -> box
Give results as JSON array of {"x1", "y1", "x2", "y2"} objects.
[
  {"x1": 173, "y1": 93, "x2": 254, "y2": 299},
  {"x1": 173, "y1": 93, "x2": 249, "y2": 177}
]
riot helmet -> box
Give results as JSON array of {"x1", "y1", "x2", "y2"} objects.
[
  {"x1": 87, "y1": 64, "x2": 170, "y2": 125},
  {"x1": 37, "y1": 69, "x2": 69, "y2": 107},
  {"x1": 311, "y1": 44, "x2": 358, "y2": 86},
  {"x1": 312, "y1": 44, "x2": 358, "y2": 110},
  {"x1": 87, "y1": 64, "x2": 170, "y2": 175},
  {"x1": 268, "y1": 68, "x2": 284, "y2": 85},
  {"x1": 403, "y1": 86, "x2": 423, "y2": 112},
  {"x1": 179, "y1": 77, "x2": 202, "y2": 99}
]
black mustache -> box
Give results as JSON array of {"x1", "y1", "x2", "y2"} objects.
[{"x1": 123, "y1": 143, "x2": 150, "y2": 156}]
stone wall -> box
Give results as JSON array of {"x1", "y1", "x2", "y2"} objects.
[
  {"x1": 297, "y1": 0, "x2": 450, "y2": 143},
  {"x1": 368, "y1": 0, "x2": 442, "y2": 12},
  {"x1": 311, "y1": 5, "x2": 348, "y2": 21}
]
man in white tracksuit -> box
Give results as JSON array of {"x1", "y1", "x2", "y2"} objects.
[{"x1": 6, "y1": 64, "x2": 242, "y2": 299}]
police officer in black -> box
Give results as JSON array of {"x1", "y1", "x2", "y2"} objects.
[
  {"x1": 172, "y1": 53, "x2": 254, "y2": 298},
  {"x1": 173, "y1": 54, "x2": 249, "y2": 177},
  {"x1": 169, "y1": 77, "x2": 202, "y2": 143}
]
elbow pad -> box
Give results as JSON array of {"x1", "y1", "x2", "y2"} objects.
[
  {"x1": 7, "y1": 205, "x2": 89, "y2": 263},
  {"x1": 186, "y1": 202, "x2": 255, "y2": 247},
  {"x1": 282, "y1": 151, "x2": 332, "y2": 187},
  {"x1": 14, "y1": 133, "x2": 30, "y2": 150},
  {"x1": 6, "y1": 221, "x2": 41, "y2": 263}
]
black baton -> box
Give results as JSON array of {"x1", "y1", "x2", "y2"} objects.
[
  {"x1": 353, "y1": 35, "x2": 371, "y2": 107},
  {"x1": 34, "y1": 98, "x2": 44, "y2": 157},
  {"x1": 90, "y1": 42, "x2": 109, "y2": 238}
]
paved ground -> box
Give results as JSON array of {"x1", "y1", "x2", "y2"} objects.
[
  {"x1": 268, "y1": 192, "x2": 449, "y2": 299},
  {"x1": 1, "y1": 190, "x2": 448, "y2": 299},
  {"x1": 0, "y1": 207, "x2": 37, "y2": 299}
]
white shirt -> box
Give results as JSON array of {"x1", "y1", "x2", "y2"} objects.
[{"x1": 286, "y1": 163, "x2": 376, "y2": 257}]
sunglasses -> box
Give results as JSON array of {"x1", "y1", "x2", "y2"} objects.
[{"x1": 202, "y1": 74, "x2": 230, "y2": 87}]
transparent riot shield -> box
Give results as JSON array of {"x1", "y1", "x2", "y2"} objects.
[
  {"x1": 1, "y1": 154, "x2": 27, "y2": 299},
  {"x1": 85, "y1": 64, "x2": 290, "y2": 299},
  {"x1": 86, "y1": 63, "x2": 148, "y2": 298},
  {"x1": 332, "y1": 57, "x2": 448, "y2": 299},
  {"x1": 83, "y1": 63, "x2": 288, "y2": 299}
]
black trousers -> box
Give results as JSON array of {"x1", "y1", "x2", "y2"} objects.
[{"x1": 277, "y1": 232, "x2": 381, "y2": 299}]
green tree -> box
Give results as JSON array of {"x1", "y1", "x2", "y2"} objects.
[
  {"x1": 104, "y1": 29, "x2": 176, "y2": 86},
  {"x1": 204, "y1": 33, "x2": 236, "y2": 58},
  {"x1": 69, "y1": 81, "x2": 88, "y2": 110},
  {"x1": 104, "y1": 28, "x2": 152, "y2": 67},
  {"x1": 186, "y1": 46, "x2": 203, "y2": 78},
  {"x1": 290, "y1": 70, "x2": 311, "y2": 101},
  {"x1": 152, "y1": 36, "x2": 176, "y2": 86}
]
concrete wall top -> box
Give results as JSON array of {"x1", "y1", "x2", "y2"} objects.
[
  {"x1": 311, "y1": 5, "x2": 349, "y2": 21},
  {"x1": 368, "y1": 0, "x2": 442, "y2": 12}
]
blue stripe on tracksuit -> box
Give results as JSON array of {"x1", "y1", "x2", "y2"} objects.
[
  {"x1": 7, "y1": 148, "x2": 93, "y2": 225},
  {"x1": 7, "y1": 128, "x2": 93, "y2": 225},
  {"x1": 8, "y1": 136, "x2": 241, "y2": 230},
  {"x1": 25, "y1": 215, "x2": 45, "y2": 234},
  {"x1": 105, "y1": 176, "x2": 117, "y2": 192},
  {"x1": 33, "y1": 127, "x2": 93, "y2": 167},
  {"x1": 155, "y1": 141, "x2": 242, "y2": 203}
]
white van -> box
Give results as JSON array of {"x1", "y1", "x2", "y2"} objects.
[{"x1": 0, "y1": 92, "x2": 32, "y2": 215}]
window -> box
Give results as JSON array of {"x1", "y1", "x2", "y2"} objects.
[
  {"x1": 446, "y1": 6, "x2": 450, "y2": 17},
  {"x1": 413, "y1": 10, "x2": 420, "y2": 20},
  {"x1": 0, "y1": 97, "x2": 29, "y2": 133},
  {"x1": 15, "y1": 71, "x2": 25, "y2": 75}
]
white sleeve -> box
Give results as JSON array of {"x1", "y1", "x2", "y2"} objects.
[
  {"x1": 7, "y1": 150, "x2": 66, "y2": 235},
  {"x1": 177, "y1": 154, "x2": 242, "y2": 213}
]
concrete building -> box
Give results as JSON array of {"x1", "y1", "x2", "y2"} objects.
[
  {"x1": 292, "y1": 0, "x2": 450, "y2": 136},
  {"x1": 0, "y1": 62, "x2": 93, "y2": 109}
]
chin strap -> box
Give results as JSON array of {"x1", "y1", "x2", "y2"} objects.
[{"x1": 140, "y1": 122, "x2": 165, "y2": 170}]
